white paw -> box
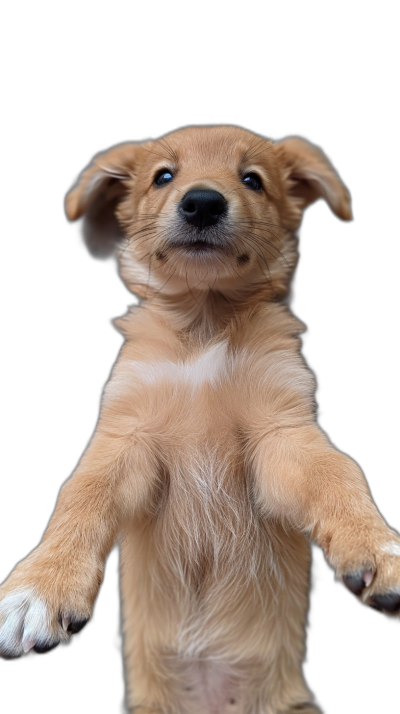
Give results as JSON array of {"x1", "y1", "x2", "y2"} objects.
[{"x1": 0, "y1": 588, "x2": 88, "y2": 658}]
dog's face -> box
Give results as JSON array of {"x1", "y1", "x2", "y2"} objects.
[{"x1": 66, "y1": 126, "x2": 351, "y2": 297}]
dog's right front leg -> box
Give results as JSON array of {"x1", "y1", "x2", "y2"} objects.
[{"x1": 0, "y1": 414, "x2": 158, "y2": 659}]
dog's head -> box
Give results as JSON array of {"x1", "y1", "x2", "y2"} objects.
[{"x1": 66, "y1": 126, "x2": 351, "y2": 298}]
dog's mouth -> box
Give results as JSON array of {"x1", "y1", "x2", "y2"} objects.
[
  {"x1": 171, "y1": 239, "x2": 221, "y2": 254},
  {"x1": 165, "y1": 225, "x2": 231, "y2": 257},
  {"x1": 154, "y1": 220, "x2": 235, "y2": 263}
]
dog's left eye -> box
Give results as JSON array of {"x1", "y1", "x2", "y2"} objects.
[
  {"x1": 154, "y1": 169, "x2": 174, "y2": 186},
  {"x1": 242, "y1": 173, "x2": 262, "y2": 191}
]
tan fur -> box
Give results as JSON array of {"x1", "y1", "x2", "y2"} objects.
[{"x1": 0, "y1": 126, "x2": 398, "y2": 713}]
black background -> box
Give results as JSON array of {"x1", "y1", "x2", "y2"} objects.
[{"x1": 0, "y1": 30, "x2": 400, "y2": 714}]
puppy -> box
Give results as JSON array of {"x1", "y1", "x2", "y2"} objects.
[{"x1": 1, "y1": 126, "x2": 399, "y2": 714}]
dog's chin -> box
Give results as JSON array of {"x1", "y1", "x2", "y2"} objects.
[{"x1": 154, "y1": 247, "x2": 239, "y2": 292}]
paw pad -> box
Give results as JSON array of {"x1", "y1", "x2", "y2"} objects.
[
  {"x1": 369, "y1": 592, "x2": 400, "y2": 614},
  {"x1": 33, "y1": 640, "x2": 60, "y2": 654}
]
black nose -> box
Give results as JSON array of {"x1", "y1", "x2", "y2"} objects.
[{"x1": 179, "y1": 189, "x2": 228, "y2": 229}]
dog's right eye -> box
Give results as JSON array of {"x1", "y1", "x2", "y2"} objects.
[{"x1": 154, "y1": 169, "x2": 174, "y2": 187}]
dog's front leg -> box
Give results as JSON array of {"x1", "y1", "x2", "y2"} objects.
[
  {"x1": 0, "y1": 413, "x2": 157, "y2": 658},
  {"x1": 253, "y1": 424, "x2": 400, "y2": 613}
]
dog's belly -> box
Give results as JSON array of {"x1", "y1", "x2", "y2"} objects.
[
  {"x1": 122, "y1": 437, "x2": 310, "y2": 713},
  {"x1": 159, "y1": 654, "x2": 260, "y2": 714},
  {"x1": 155, "y1": 447, "x2": 266, "y2": 586}
]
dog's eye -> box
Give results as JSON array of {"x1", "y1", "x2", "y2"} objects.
[
  {"x1": 242, "y1": 173, "x2": 262, "y2": 191},
  {"x1": 154, "y1": 169, "x2": 174, "y2": 187}
]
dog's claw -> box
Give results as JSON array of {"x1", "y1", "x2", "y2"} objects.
[
  {"x1": 22, "y1": 637, "x2": 35, "y2": 653},
  {"x1": 61, "y1": 614, "x2": 89, "y2": 633},
  {"x1": 343, "y1": 569, "x2": 373, "y2": 595},
  {"x1": 62, "y1": 616, "x2": 70, "y2": 632}
]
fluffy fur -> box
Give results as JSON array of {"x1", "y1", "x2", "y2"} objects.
[{"x1": 1, "y1": 126, "x2": 399, "y2": 714}]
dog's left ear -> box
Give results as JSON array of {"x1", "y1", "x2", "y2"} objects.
[
  {"x1": 65, "y1": 142, "x2": 145, "y2": 257},
  {"x1": 275, "y1": 137, "x2": 352, "y2": 222}
]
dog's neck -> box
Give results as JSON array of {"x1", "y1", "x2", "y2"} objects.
[
  {"x1": 140, "y1": 284, "x2": 285, "y2": 341},
  {"x1": 115, "y1": 287, "x2": 304, "y2": 358},
  {"x1": 119, "y1": 235, "x2": 298, "y2": 342}
]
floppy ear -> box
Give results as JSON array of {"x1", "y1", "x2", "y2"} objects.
[
  {"x1": 275, "y1": 137, "x2": 352, "y2": 222},
  {"x1": 65, "y1": 143, "x2": 143, "y2": 257}
]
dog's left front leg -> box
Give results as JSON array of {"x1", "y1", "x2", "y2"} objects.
[
  {"x1": 0, "y1": 420, "x2": 157, "y2": 659},
  {"x1": 253, "y1": 424, "x2": 400, "y2": 613}
]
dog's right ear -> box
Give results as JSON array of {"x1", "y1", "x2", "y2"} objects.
[{"x1": 65, "y1": 143, "x2": 144, "y2": 257}]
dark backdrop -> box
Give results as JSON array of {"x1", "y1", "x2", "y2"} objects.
[{"x1": 0, "y1": 42, "x2": 400, "y2": 714}]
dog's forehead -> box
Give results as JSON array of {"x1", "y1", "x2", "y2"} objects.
[{"x1": 152, "y1": 126, "x2": 272, "y2": 170}]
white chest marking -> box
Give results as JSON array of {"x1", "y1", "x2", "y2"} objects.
[{"x1": 109, "y1": 341, "x2": 230, "y2": 396}]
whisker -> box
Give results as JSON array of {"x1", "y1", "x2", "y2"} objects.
[
  {"x1": 235, "y1": 229, "x2": 282, "y2": 264},
  {"x1": 233, "y1": 233, "x2": 271, "y2": 280},
  {"x1": 241, "y1": 137, "x2": 268, "y2": 164},
  {"x1": 158, "y1": 137, "x2": 179, "y2": 165}
]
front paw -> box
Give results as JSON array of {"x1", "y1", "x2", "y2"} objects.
[
  {"x1": 327, "y1": 530, "x2": 400, "y2": 615},
  {"x1": 0, "y1": 549, "x2": 102, "y2": 659}
]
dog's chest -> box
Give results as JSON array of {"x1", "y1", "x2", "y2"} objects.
[
  {"x1": 126, "y1": 339, "x2": 232, "y2": 392},
  {"x1": 120, "y1": 337, "x2": 298, "y2": 591},
  {"x1": 151, "y1": 440, "x2": 276, "y2": 595}
]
